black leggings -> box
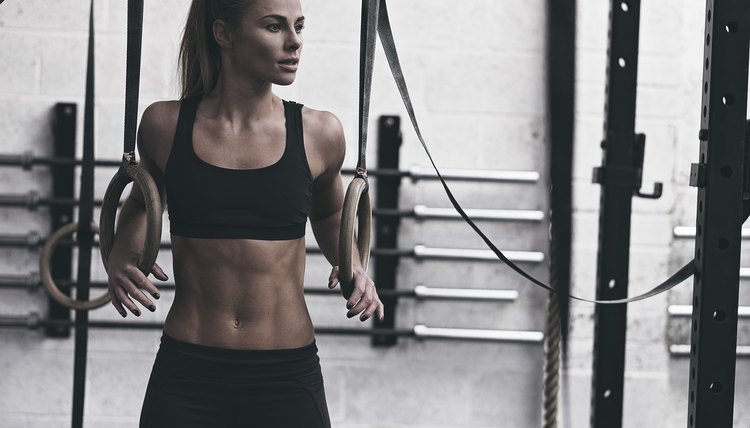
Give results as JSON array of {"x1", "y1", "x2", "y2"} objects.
[{"x1": 139, "y1": 334, "x2": 331, "y2": 428}]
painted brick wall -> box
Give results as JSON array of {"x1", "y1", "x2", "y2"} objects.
[{"x1": 0, "y1": 1, "x2": 746, "y2": 427}]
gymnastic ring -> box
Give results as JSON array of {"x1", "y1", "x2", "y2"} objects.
[
  {"x1": 339, "y1": 176, "x2": 372, "y2": 299},
  {"x1": 40, "y1": 222, "x2": 111, "y2": 310},
  {"x1": 99, "y1": 164, "x2": 162, "y2": 275}
]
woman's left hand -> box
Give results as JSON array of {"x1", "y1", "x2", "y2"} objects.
[{"x1": 328, "y1": 266, "x2": 385, "y2": 322}]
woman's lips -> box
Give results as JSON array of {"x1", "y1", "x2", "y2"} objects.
[{"x1": 278, "y1": 59, "x2": 299, "y2": 72}]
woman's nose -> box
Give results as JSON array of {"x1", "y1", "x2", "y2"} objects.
[{"x1": 286, "y1": 31, "x2": 302, "y2": 51}]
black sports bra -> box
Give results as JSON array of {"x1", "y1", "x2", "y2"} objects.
[{"x1": 164, "y1": 95, "x2": 313, "y2": 240}]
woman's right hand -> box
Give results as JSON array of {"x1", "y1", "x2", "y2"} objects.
[{"x1": 107, "y1": 252, "x2": 168, "y2": 317}]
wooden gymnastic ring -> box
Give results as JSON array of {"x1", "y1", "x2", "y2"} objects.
[
  {"x1": 99, "y1": 164, "x2": 162, "y2": 274},
  {"x1": 339, "y1": 176, "x2": 372, "y2": 299},
  {"x1": 40, "y1": 222, "x2": 111, "y2": 310}
]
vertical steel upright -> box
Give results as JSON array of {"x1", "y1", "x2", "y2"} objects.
[
  {"x1": 590, "y1": 1, "x2": 642, "y2": 426},
  {"x1": 372, "y1": 115, "x2": 402, "y2": 347},
  {"x1": 46, "y1": 103, "x2": 77, "y2": 338},
  {"x1": 687, "y1": 1, "x2": 749, "y2": 426}
]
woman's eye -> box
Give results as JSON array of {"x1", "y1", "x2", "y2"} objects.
[
  {"x1": 295, "y1": 24, "x2": 305, "y2": 34},
  {"x1": 267, "y1": 24, "x2": 282, "y2": 32}
]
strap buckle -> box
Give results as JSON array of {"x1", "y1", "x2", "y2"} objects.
[
  {"x1": 117, "y1": 151, "x2": 136, "y2": 180},
  {"x1": 355, "y1": 167, "x2": 369, "y2": 194}
]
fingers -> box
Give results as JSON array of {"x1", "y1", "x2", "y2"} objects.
[
  {"x1": 346, "y1": 275, "x2": 372, "y2": 318},
  {"x1": 151, "y1": 263, "x2": 169, "y2": 282},
  {"x1": 111, "y1": 286, "x2": 140, "y2": 317},
  {"x1": 361, "y1": 294, "x2": 384, "y2": 322},
  {"x1": 345, "y1": 273, "x2": 384, "y2": 322},
  {"x1": 109, "y1": 291, "x2": 127, "y2": 318},
  {"x1": 108, "y1": 265, "x2": 158, "y2": 317},
  {"x1": 345, "y1": 273, "x2": 368, "y2": 314},
  {"x1": 375, "y1": 300, "x2": 385, "y2": 321},
  {"x1": 328, "y1": 266, "x2": 339, "y2": 289},
  {"x1": 127, "y1": 266, "x2": 160, "y2": 303}
]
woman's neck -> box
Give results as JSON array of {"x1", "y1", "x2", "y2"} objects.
[{"x1": 202, "y1": 78, "x2": 279, "y2": 124}]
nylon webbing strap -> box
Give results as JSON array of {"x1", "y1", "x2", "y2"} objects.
[
  {"x1": 72, "y1": 2, "x2": 96, "y2": 427},
  {"x1": 374, "y1": 0, "x2": 695, "y2": 304},
  {"x1": 356, "y1": 0, "x2": 380, "y2": 175},
  {"x1": 122, "y1": 0, "x2": 144, "y2": 162}
]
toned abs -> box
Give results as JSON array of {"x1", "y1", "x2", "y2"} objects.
[{"x1": 165, "y1": 236, "x2": 314, "y2": 350}]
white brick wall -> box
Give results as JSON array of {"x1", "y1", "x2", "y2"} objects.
[{"x1": 0, "y1": 0, "x2": 747, "y2": 427}]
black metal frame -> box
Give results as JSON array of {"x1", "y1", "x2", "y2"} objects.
[
  {"x1": 372, "y1": 116, "x2": 403, "y2": 346},
  {"x1": 590, "y1": 1, "x2": 652, "y2": 426},
  {"x1": 46, "y1": 103, "x2": 77, "y2": 338},
  {"x1": 687, "y1": 1, "x2": 750, "y2": 426}
]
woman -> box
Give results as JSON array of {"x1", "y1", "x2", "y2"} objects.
[{"x1": 106, "y1": 0, "x2": 384, "y2": 426}]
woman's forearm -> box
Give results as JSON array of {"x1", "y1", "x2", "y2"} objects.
[
  {"x1": 311, "y1": 207, "x2": 367, "y2": 271},
  {"x1": 108, "y1": 196, "x2": 150, "y2": 265},
  {"x1": 310, "y1": 207, "x2": 342, "y2": 267}
]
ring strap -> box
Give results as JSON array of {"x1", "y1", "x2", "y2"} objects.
[
  {"x1": 375, "y1": 0, "x2": 694, "y2": 304},
  {"x1": 356, "y1": 0, "x2": 380, "y2": 175},
  {"x1": 122, "y1": 0, "x2": 144, "y2": 162}
]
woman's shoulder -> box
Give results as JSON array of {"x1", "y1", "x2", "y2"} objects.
[
  {"x1": 140, "y1": 100, "x2": 181, "y2": 136},
  {"x1": 138, "y1": 100, "x2": 182, "y2": 169},
  {"x1": 299, "y1": 105, "x2": 345, "y2": 153},
  {"x1": 298, "y1": 104, "x2": 346, "y2": 177}
]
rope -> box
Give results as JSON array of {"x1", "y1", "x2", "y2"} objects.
[
  {"x1": 543, "y1": 0, "x2": 575, "y2": 424},
  {"x1": 543, "y1": 220, "x2": 564, "y2": 428},
  {"x1": 543, "y1": 290, "x2": 561, "y2": 428}
]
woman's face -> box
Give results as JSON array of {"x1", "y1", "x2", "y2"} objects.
[{"x1": 223, "y1": 0, "x2": 304, "y2": 86}]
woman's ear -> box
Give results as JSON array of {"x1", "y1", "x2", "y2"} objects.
[{"x1": 213, "y1": 19, "x2": 233, "y2": 48}]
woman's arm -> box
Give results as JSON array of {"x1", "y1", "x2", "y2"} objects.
[
  {"x1": 308, "y1": 111, "x2": 384, "y2": 322},
  {"x1": 106, "y1": 103, "x2": 171, "y2": 317}
]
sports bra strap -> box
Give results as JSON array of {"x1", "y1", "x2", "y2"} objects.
[
  {"x1": 283, "y1": 101, "x2": 311, "y2": 174},
  {"x1": 173, "y1": 95, "x2": 201, "y2": 151}
]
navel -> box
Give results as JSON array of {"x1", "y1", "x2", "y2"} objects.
[{"x1": 233, "y1": 318, "x2": 243, "y2": 328}]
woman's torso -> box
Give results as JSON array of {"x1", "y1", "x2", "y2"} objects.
[{"x1": 145, "y1": 94, "x2": 320, "y2": 350}]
